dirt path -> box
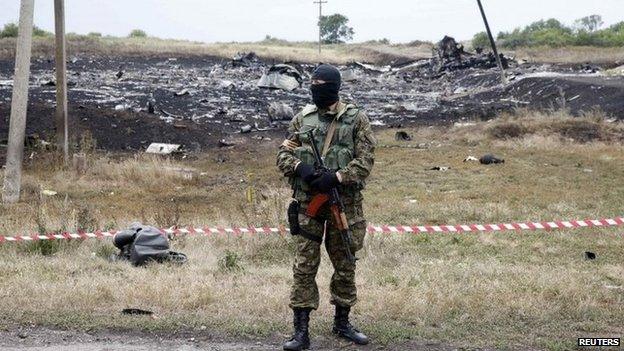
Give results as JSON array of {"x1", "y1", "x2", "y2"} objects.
[{"x1": 0, "y1": 327, "x2": 486, "y2": 351}]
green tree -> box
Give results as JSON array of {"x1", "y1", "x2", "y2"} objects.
[
  {"x1": 471, "y1": 31, "x2": 489, "y2": 49},
  {"x1": 574, "y1": 15, "x2": 604, "y2": 32},
  {"x1": 0, "y1": 23, "x2": 19, "y2": 38},
  {"x1": 32, "y1": 25, "x2": 52, "y2": 37},
  {"x1": 128, "y1": 29, "x2": 147, "y2": 38},
  {"x1": 319, "y1": 14, "x2": 354, "y2": 44},
  {"x1": 0, "y1": 23, "x2": 51, "y2": 38}
]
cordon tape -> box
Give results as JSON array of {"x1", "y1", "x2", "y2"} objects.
[{"x1": 0, "y1": 216, "x2": 623, "y2": 243}]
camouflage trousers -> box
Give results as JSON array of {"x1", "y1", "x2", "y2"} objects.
[{"x1": 289, "y1": 200, "x2": 367, "y2": 310}]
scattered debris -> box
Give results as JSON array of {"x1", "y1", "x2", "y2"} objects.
[
  {"x1": 584, "y1": 251, "x2": 596, "y2": 260},
  {"x1": 395, "y1": 131, "x2": 412, "y2": 141},
  {"x1": 146, "y1": 100, "x2": 155, "y2": 114},
  {"x1": 267, "y1": 102, "x2": 294, "y2": 122},
  {"x1": 257, "y1": 64, "x2": 302, "y2": 91},
  {"x1": 1, "y1": 43, "x2": 621, "y2": 152},
  {"x1": 437, "y1": 36, "x2": 469, "y2": 61},
  {"x1": 145, "y1": 143, "x2": 182, "y2": 155},
  {"x1": 351, "y1": 61, "x2": 391, "y2": 74},
  {"x1": 41, "y1": 189, "x2": 57, "y2": 196},
  {"x1": 340, "y1": 68, "x2": 359, "y2": 82},
  {"x1": 232, "y1": 51, "x2": 260, "y2": 67},
  {"x1": 240, "y1": 125, "x2": 252, "y2": 133},
  {"x1": 174, "y1": 88, "x2": 190, "y2": 97},
  {"x1": 479, "y1": 154, "x2": 505, "y2": 165},
  {"x1": 463, "y1": 156, "x2": 479, "y2": 162},
  {"x1": 218, "y1": 139, "x2": 237, "y2": 147},
  {"x1": 432, "y1": 35, "x2": 510, "y2": 74},
  {"x1": 429, "y1": 166, "x2": 450, "y2": 171},
  {"x1": 218, "y1": 80, "x2": 235, "y2": 89},
  {"x1": 121, "y1": 308, "x2": 153, "y2": 316},
  {"x1": 116, "y1": 66, "x2": 124, "y2": 80},
  {"x1": 41, "y1": 79, "x2": 55, "y2": 87}
]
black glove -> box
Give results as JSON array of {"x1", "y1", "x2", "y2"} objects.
[
  {"x1": 310, "y1": 170, "x2": 339, "y2": 193},
  {"x1": 295, "y1": 163, "x2": 318, "y2": 184}
]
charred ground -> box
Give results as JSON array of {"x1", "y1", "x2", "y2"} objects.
[{"x1": 1, "y1": 47, "x2": 623, "y2": 154}]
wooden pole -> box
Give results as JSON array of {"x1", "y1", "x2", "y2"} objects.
[
  {"x1": 314, "y1": 0, "x2": 327, "y2": 55},
  {"x1": 54, "y1": 0, "x2": 69, "y2": 162},
  {"x1": 476, "y1": 0, "x2": 507, "y2": 85},
  {"x1": 2, "y1": 0, "x2": 35, "y2": 204}
]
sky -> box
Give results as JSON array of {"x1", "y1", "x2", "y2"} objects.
[{"x1": 1, "y1": 0, "x2": 623, "y2": 43}]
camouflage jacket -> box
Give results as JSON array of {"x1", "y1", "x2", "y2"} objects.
[{"x1": 276, "y1": 101, "x2": 376, "y2": 200}]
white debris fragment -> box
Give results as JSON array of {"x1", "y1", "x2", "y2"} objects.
[{"x1": 145, "y1": 143, "x2": 182, "y2": 155}]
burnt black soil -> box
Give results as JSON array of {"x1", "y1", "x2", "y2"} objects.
[{"x1": 1, "y1": 55, "x2": 623, "y2": 155}]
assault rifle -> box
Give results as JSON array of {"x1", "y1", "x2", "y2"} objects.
[{"x1": 297, "y1": 127, "x2": 356, "y2": 263}]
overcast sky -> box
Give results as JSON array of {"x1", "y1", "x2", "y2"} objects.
[{"x1": 1, "y1": 0, "x2": 623, "y2": 43}]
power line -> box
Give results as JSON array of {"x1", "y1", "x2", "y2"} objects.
[{"x1": 313, "y1": 0, "x2": 327, "y2": 54}]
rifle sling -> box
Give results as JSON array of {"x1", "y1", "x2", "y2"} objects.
[{"x1": 321, "y1": 118, "x2": 338, "y2": 158}]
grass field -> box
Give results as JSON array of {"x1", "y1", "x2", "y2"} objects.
[
  {"x1": 2, "y1": 35, "x2": 624, "y2": 67},
  {"x1": 1, "y1": 110, "x2": 623, "y2": 350},
  {"x1": 0, "y1": 36, "x2": 432, "y2": 65}
]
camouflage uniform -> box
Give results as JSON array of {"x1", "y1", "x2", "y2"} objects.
[{"x1": 277, "y1": 101, "x2": 376, "y2": 310}]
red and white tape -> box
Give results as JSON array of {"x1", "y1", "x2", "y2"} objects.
[{"x1": 1, "y1": 217, "x2": 623, "y2": 244}]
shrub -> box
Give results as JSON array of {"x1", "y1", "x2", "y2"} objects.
[
  {"x1": 32, "y1": 25, "x2": 52, "y2": 37},
  {"x1": 87, "y1": 32, "x2": 102, "y2": 38},
  {"x1": 0, "y1": 23, "x2": 18, "y2": 38},
  {"x1": 496, "y1": 15, "x2": 624, "y2": 48},
  {"x1": 471, "y1": 31, "x2": 490, "y2": 49},
  {"x1": 128, "y1": 29, "x2": 147, "y2": 38},
  {"x1": 218, "y1": 250, "x2": 244, "y2": 272}
]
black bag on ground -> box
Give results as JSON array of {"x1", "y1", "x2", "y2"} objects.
[{"x1": 113, "y1": 223, "x2": 187, "y2": 266}]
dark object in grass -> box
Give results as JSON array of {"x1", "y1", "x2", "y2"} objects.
[
  {"x1": 480, "y1": 154, "x2": 505, "y2": 165},
  {"x1": 395, "y1": 131, "x2": 412, "y2": 141},
  {"x1": 122, "y1": 308, "x2": 153, "y2": 315},
  {"x1": 584, "y1": 251, "x2": 596, "y2": 260},
  {"x1": 113, "y1": 223, "x2": 188, "y2": 266},
  {"x1": 429, "y1": 166, "x2": 450, "y2": 171}
]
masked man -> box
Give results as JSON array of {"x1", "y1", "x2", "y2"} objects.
[{"x1": 277, "y1": 64, "x2": 376, "y2": 350}]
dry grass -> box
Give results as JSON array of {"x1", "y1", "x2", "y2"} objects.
[
  {"x1": 511, "y1": 46, "x2": 624, "y2": 65},
  {"x1": 0, "y1": 36, "x2": 432, "y2": 65},
  {"x1": 1, "y1": 110, "x2": 624, "y2": 350}
]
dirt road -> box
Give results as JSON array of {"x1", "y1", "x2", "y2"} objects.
[{"x1": 0, "y1": 327, "x2": 492, "y2": 351}]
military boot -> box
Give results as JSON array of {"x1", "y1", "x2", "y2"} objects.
[
  {"x1": 283, "y1": 308, "x2": 311, "y2": 350},
  {"x1": 332, "y1": 305, "x2": 369, "y2": 345}
]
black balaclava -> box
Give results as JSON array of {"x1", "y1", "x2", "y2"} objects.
[{"x1": 311, "y1": 64, "x2": 341, "y2": 109}]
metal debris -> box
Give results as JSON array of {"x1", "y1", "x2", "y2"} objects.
[
  {"x1": 145, "y1": 143, "x2": 182, "y2": 155},
  {"x1": 479, "y1": 154, "x2": 505, "y2": 165},
  {"x1": 267, "y1": 102, "x2": 294, "y2": 122},
  {"x1": 257, "y1": 64, "x2": 302, "y2": 91},
  {"x1": 395, "y1": 131, "x2": 412, "y2": 141}
]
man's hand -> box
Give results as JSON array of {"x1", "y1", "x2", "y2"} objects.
[
  {"x1": 295, "y1": 163, "x2": 318, "y2": 184},
  {"x1": 310, "y1": 170, "x2": 340, "y2": 193},
  {"x1": 281, "y1": 139, "x2": 300, "y2": 151}
]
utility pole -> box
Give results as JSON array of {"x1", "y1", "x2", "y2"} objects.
[
  {"x1": 54, "y1": 0, "x2": 69, "y2": 162},
  {"x1": 476, "y1": 0, "x2": 507, "y2": 85},
  {"x1": 3, "y1": 0, "x2": 35, "y2": 204},
  {"x1": 313, "y1": 0, "x2": 327, "y2": 54}
]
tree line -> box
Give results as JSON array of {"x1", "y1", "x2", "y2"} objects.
[{"x1": 473, "y1": 15, "x2": 624, "y2": 49}]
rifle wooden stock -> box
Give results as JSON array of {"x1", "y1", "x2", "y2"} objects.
[{"x1": 306, "y1": 194, "x2": 330, "y2": 217}]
